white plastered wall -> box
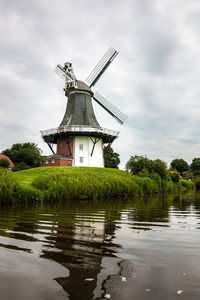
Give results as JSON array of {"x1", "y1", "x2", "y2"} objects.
[{"x1": 74, "y1": 136, "x2": 104, "y2": 167}]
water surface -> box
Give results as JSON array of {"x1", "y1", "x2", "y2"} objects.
[{"x1": 0, "y1": 193, "x2": 200, "y2": 300}]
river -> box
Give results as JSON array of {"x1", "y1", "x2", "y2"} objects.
[{"x1": 0, "y1": 192, "x2": 200, "y2": 300}]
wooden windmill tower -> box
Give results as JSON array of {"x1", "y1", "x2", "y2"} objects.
[{"x1": 41, "y1": 48, "x2": 127, "y2": 167}]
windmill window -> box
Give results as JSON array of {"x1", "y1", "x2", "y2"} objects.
[
  {"x1": 79, "y1": 157, "x2": 83, "y2": 163},
  {"x1": 52, "y1": 159, "x2": 55, "y2": 164},
  {"x1": 79, "y1": 144, "x2": 83, "y2": 150}
]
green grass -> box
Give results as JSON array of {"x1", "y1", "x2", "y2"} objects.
[
  {"x1": 15, "y1": 167, "x2": 140, "y2": 202},
  {"x1": 0, "y1": 166, "x2": 196, "y2": 204},
  {"x1": 15, "y1": 167, "x2": 132, "y2": 185}
]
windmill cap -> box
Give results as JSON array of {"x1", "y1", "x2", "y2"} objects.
[{"x1": 65, "y1": 80, "x2": 93, "y2": 97}]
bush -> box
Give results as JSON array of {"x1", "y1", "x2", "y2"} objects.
[
  {"x1": 190, "y1": 158, "x2": 200, "y2": 176},
  {"x1": 192, "y1": 176, "x2": 200, "y2": 188},
  {"x1": 180, "y1": 179, "x2": 195, "y2": 190},
  {"x1": 0, "y1": 158, "x2": 10, "y2": 169},
  {"x1": 134, "y1": 176, "x2": 159, "y2": 194},
  {"x1": 0, "y1": 168, "x2": 19, "y2": 203},
  {"x1": 13, "y1": 162, "x2": 30, "y2": 172},
  {"x1": 169, "y1": 171, "x2": 180, "y2": 182}
]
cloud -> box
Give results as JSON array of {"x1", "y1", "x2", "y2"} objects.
[{"x1": 0, "y1": 0, "x2": 200, "y2": 168}]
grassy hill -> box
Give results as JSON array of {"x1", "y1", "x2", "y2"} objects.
[
  {"x1": 14, "y1": 166, "x2": 139, "y2": 202},
  {"x1": 0, "y1": 167, "x2": 195, "y2": 204}
]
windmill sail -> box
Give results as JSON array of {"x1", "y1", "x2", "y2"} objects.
[
  {"x1": 93, "y1": 92, "x2": 127, "y2": 125},
  {"x1": 86, "y1": 48, "x2": 118, "y2": 88},
  {"x1": 54, "y1": 64, "x2": 66, "y2": 80}
]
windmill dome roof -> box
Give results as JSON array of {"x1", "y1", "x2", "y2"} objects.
[{"x1": 65, "y1": 80, "x2": 93, "y2": 96}]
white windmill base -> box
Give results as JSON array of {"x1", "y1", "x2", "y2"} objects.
[{"x1": 73, "y1": 136, "x2": 104, "y2": 167}]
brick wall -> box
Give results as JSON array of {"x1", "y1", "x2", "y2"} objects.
[
  {"x1": 57, "y1": 138, "x2": 74, "y2": 156},
  {"x1": 42, "y1": 158, "x2": 73, "y2": 167}
]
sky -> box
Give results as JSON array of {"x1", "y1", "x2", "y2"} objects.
[{"x1": 0, "y1": 0, "x2": 200, "y2": 169}]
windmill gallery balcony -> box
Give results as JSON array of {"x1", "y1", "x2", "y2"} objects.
[{"x1": 41, "y1": 125, "x2": 119, "y2": 144}]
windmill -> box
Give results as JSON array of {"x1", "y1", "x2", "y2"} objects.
[{"x1": 41, "y1": 47, "x2": 127, "y2": 167}]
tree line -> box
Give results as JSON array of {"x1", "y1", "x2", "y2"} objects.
[
  {"x1": 125, "y1": 155, "x2": 200, "y2": 186},
  {"x1": 1, "y1": 142, "x2": 200, "y2": 185}
]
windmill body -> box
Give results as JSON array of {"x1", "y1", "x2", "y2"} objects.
[{"x1": 41, "y1": 48, "x2": 127, "y2": 167}]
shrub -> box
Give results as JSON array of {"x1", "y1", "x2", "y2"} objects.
[
  {"x1": 192, "y1": 176, "x2": 200, "y2": 188},
  {"x1": 134, "y1": 176, "x2": 159, "y2": 194},
  {"x1": 0, "y1": 168, "x2": 19, "y2": 203},
  {"x1": 0, "y1": 158, "x2": 10, "y2": 169},
  {"x1": 13, "y1": 162, "x2": 30, "y2": 172},
  {"x1": 190, "y1": 158, "x2": 200, "y2": 176},
  {"x1": 169, "y1": 171, "x2": 180, "y2": 182},
  {"x1": 180, "y1": 179, "x2": 195, "y2": 190}
]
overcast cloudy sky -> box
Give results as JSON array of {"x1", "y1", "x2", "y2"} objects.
[{"x1": 0, "y1": 0, "x2": 200, "y2": 168}]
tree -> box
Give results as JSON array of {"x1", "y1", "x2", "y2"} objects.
[
  {"x1": 152, "y1": 159, "x2": 167, "y2": 179},
  {"x1": 125, "y1": 155, "x2": 152, "y2": 174},
  {"x1": 170, "y1": 159, "x2": 189, "y2": 176},
  {"x1": 190, "y1": 158, "x2": 200, "y2": 176},
  {"x1": 2, "y1": 143, "x2": 42, "y2": 171},
  {"x1": 169, "y1": 171, "x2": 180, "y2": 182},
  {"x1": 0, "y1": 158, "x2": 10, "y2": 169},
  {"x1": 126, "y1": 155, "x2": 168, "y2": 179},
  {"x1": 104, "y1": 146, "x2": 120, "y2": 168}
]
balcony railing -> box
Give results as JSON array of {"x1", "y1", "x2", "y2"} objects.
[{"x1": 41, "y1": 125, "x2": 119, "y2": 138}]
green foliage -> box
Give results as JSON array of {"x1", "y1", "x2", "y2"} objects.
[
  {"x1": 134, "y1": 176, "x2": 159, "y2": 194},
  {"x1": 0, "y1": 158, "x2": 10, "y2": 169},
  {"x1": 2, "y1": 143, "x2": 42, "y2": 170},
  {"x1": 13, "y1": 162, "x2": 30, "y2": 172},
  {"x1": 0, "y1": 168, "x2": 19, "y2": 203},
  {"x1": 170, "y1": 159, "x2": 189, "y2": 175},
  {"x1": 152, "y1": 159, "x2": 167, "y2": 179},
  {"x1": 169, "y1": 171, "x2": 180, "y2": 182},
  {"x1": 180, "y1": 179, "x2": 195, "y2": 190},
  {"x1": 182, "y1": 170, "x2": 192, "y2": 180},
  {"x1": 190, "y1": 158, "x2": 200, "y2": 177},
  {"x1": 0, "y1": 168, "x2": 42, "y2": 204},
  {"x1": 150, "y1": 172, "x2": 162, "y2": 191},
  {"x1": 126, "y1": 155, "x2": 152, "y2": 174},
  {"x1": 138, "y1": 168, "x2": 150, "y2": 177},
  {"x1": 31, "y1": 168, "x2": 138, "y2": 201},
  {"x1": 0, "y1": 165, "x2": 196, "y2": 204},
  {"x1": 192, "y1": 176, "x2": 200, "y2": 188},
  {"x1": 104, "y1": 146, "x2": 120, "y2": 168},
  {"x1": 126, "y1": 156, "x2": 167, "y2": 179},
  {"x1": 125, "y1": 155, "x2": 194, "y2": 195}
]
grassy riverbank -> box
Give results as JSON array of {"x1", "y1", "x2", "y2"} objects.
[{"x1": 0, "y1": 167, "x2": 195, "y2": 204}]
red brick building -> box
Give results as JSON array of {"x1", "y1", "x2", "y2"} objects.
[{"x1": 42, "y1": 154, "x2": 73, "y2": 167}]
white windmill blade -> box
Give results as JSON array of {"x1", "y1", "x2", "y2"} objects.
[
  {"x1": 93, "y1": 91, "x2": 127, "y2": 125},
  {"x1": 54, "y1": 64, "x2": 66, "y2": 81},
  {"x1": 86, "y1": 47, "x2": 118, "y2": 88}
]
